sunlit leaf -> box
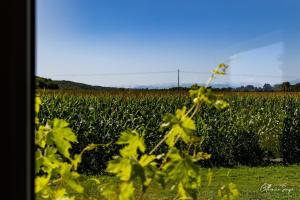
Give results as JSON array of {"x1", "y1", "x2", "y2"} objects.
[
  {"x1": 139, "y1": 154, "x2": 156, "y2": 167},
  {"x1": 51, "y1": 119, "x2": 78, "y2": 159},
  {"x1": 35, "y1": 96, "x2": 41, "y2": 114},
  {"x1": 119, "y1": 182, "x2": 135, "y2": 200},
  {"x1": 35, "y1": 176, "x2": 50, "y2": 193},
  {"x1": 107, "y1": 157, "x2": 132, "y2": 181},
  {"x1": 117, "y1": 130, "x2": 145, "y2": 158},
  {"x1": 65, "y1": 178, "x2": 84, "y2": 193}
]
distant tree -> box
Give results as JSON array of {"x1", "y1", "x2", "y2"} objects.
[
  {"x1": 223, "y1": 87, "x2": 232, "y2": 92},
  {"x1": 245, "y1": 85, "x2": 255, "y2": 91},
  {"x1": 263, "y1": 83, "x2": 273, "y2": 91},
  {"x1": 48, "y1": 83, "x2": 59, "y2": 89},
  {"x1": 273, "y1": 84, "x2": 281, "y2": 91},
  {"x1": 191, "y1": 84, "x2": 200, "y2": 90},
  {"x1": 257, "y1": 87, "x2": 263, "y2": 92},
  {"x1": 35, "y1": 76, "x2": 59, "y2": 89},
  {"x1": 292, "y1": 83, "x2": 300, "y2": 92},
  {"x1": 281, "y1": 81, "x2": 291, "y2": 92}
]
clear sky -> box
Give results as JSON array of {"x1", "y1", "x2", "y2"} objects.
[{"x1": 37, "y1": 0, "x2": 300, "y2": 87}]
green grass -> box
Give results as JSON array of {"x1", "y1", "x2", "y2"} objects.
[{"x1": 77, "y1": 165, "x2": 300, "y2": 200}]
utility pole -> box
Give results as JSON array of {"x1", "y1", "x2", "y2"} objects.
[{"x1": 177, "y1": 69, "x2": 180, "y2": 91}]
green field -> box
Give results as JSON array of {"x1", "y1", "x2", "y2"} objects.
[
  {"x1": 36, "y1": 90, "x2": 300, "y2": 199},
  {"x1": 53, "y1": 165, "x2": 299, "y2": 200}
]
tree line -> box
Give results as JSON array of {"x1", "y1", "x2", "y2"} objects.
[{"x1": 211, "y1": 82, "x2": 300, "y2": 92}]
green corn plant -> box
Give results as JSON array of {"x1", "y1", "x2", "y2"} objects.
[{"x1": 38, "y1": 88, "x2": 300, "y2": 169}]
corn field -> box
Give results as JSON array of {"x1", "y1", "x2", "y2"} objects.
[{"x1": 37, "y1": 90, "x2": 300, "y2": 174}]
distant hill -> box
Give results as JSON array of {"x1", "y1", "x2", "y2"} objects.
[
  {"x1": 52, "y1": 80, "x2": 115, "y2": 90},
  {"x1": 36, "y1": 76, "x2": 119, "y2": 90},
  {"x1": 36, "y1": 76, "x2": 300, "y2": 92},
  {"x1": 36, "y1": 76, "x2": 59, "y2": 89}
]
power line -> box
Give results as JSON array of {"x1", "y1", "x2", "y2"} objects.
[
  {"x1": 181, "y1": 71, "x2": 300, "y2": 79},
  {"x1": 43, "y1": 70, "x2": 177, "y2": 77},
  {"x1": 181, "y1": 71, "x2": 211, "y2": 75}
]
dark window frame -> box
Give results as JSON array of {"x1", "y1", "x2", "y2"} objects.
[{"x1": 7, "y1": 0, "x2": 35, "y2": 199}]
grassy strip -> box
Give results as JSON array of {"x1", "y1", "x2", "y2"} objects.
[{"x1": 73, "y1": 165, "x2": 300, "y2": 200}]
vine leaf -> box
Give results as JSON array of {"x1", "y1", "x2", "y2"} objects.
[
  {"x1": 139, "y1": 154, "x2": 156, "y2": 167},
  {"x1": 53, "y1": 188, "x2": 75, "y2": 200},
  {"x1": 117, "y1": 130, "x2": 145, "y2": 159},
  {"x1": 162, "y1": 148, "x2": 202, "y2": 199},
  {"x1": 119, "y1": 182, "x2": 135, "y2": 200},
  {"x1": 162, "y1": 107, "x2": 196, "y2": 147},
  {"x1": 107, "y1": 157, "x2": 132, "y2": 181},
  {"x1": 51, "y1": 119, "x2": 78, "y2": 159},
  {"x1": 59, "y1": 163, "x2": 84, "y2": 193},
  {"x1": 35, "y1": 175, "x2": 50, "y2": 193}
]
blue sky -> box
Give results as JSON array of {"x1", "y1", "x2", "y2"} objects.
[{"x1": 37, "y1": 0, "x2": 300, "y2": 87}]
